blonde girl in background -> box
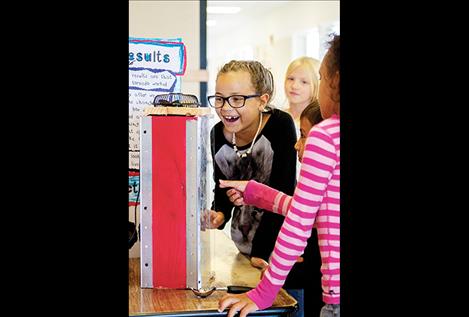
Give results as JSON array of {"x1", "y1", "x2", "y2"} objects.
[
  {"x1": 284, "y1": 56, "x2": 321, "y2": 128},
  {"x1": 285, "y1": 56, "x2": 321, "y2": 181}
]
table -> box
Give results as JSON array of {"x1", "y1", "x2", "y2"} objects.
[{"x1": 129, "y1": 230, "x2": 297, "y2": 316}]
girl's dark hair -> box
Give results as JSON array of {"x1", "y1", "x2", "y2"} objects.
[
  {"x1": 325, "y1": 34, "x2": 340, "y2": 76},
  {"x1": 324, "y1": 34, "x2": 340, "y2": 103},
  {"x1": 300, "y1": 100, "x2": 323, "y2": 126}
]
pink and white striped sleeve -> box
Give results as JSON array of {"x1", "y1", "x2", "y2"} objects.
[{"x1": 243, "y1": 180, "x2": 292, "y2": 217}]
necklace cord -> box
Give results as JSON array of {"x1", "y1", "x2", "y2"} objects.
[{"x1": 232, "y1": 111, "x2": 263, "y2": 158}]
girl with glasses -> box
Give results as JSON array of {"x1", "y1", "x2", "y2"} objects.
[
  {"x1": 206, "y1": 59, "x2": 295, "y2": 259},
  {"x1": 206, "y1": 60, "x2": 313, "y2": 316}
]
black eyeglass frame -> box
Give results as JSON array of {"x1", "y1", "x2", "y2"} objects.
[{"x1": 207, "y1": 94, "x2": 260, "y2": 109}]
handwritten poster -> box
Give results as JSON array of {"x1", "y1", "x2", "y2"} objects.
[{"x1": 129, "y1": 37, "x2": 186, "y2": 204}]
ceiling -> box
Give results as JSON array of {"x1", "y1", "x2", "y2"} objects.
[{"x1": 206, "y1": 1, "x2": 292, "y2": 38}]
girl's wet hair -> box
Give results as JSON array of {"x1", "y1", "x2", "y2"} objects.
[
  {"x1": 217, "y1": 60, "x2": 275, "y2": 107},
  {"x1": 285, "y1": 56, "x2": 320, "y2": 103},
  {"x1": 300, "y1": 100, "x2": 323, "y2": 126}
]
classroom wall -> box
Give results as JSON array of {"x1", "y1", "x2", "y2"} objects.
[
  {"x1": 129, "y1": 0, "x2": 201, "y2": 97},
  {"x1": 207, "y1": 1, "x2": 340, "y2": 109},
  {"x1": 129, "y1": 0, "x2": 201, "y2": 258}
]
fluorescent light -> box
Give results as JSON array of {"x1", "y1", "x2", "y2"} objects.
[
  {"x1": 207, "y1": 6, "x2": 241, "y2": 14},
  {"x1": 207, "y1": 20, "x2": 217, "y2": 27}
]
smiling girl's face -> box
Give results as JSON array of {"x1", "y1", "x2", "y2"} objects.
[{"x1": 215, "y1": 70, "x2": 267, "y2": 137}]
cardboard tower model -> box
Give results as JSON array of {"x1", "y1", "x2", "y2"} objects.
[{"x1": 139, "y1": 103, "x2": 212, "y2": 289}]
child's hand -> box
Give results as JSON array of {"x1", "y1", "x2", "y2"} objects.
[
  {"x1": 250, "y1": 257, "x2": 269, "y2": 270},
  {"x1": 201, "y1": 210, "x2": 224, "y2": 230},
  {"x1": 210, "y1": 210, "x2": 225, "y2": 228},
  {"x1": 218, "y1": 293, "x2": 259, "y2": 317},
  {"x1": 219, "y1": 180, "x2": 248, "y2": 206},
  {"x1": 226, "y1": 188, "x2": 245, "y2": 206}
]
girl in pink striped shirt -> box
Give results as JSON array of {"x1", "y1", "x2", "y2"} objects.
[{"x1": 218, "y1": 34, "x2": 340, "y2": 317}]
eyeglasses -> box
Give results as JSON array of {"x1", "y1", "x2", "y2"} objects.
[{"x1": 207, "y1": 94, "x2": 260, "y2": 109}]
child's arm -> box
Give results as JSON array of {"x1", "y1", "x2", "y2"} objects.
[
  {"x1": 220, "y1": 179, "x2": 292, "y2": 216},
  {"x1": 244, "y1": 181, "x2": 292, "y2": 217},
  {"x1": 220, "y1": 180, "x2": 292, "y2": 217}
]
